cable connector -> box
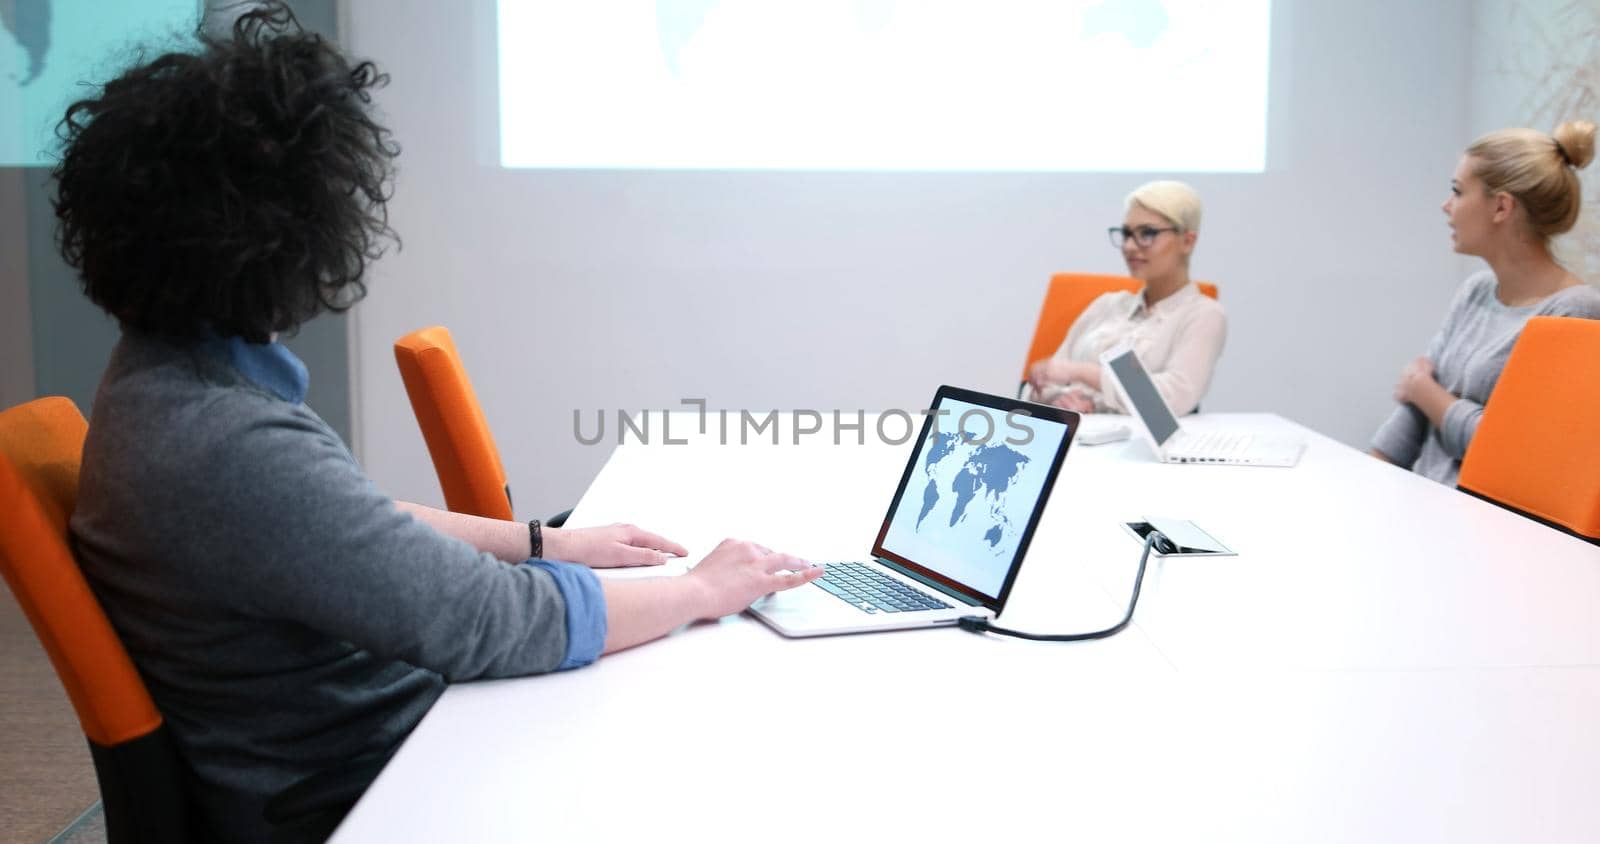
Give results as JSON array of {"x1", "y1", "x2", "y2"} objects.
[{"x1": 955, "y1": 529, "x2": 1165, "y2": 643}]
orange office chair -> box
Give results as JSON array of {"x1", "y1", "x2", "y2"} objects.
[
  {"x1": 1019, "y1": 273, "x2": 1219, "y2": 395},
  {"x1": 395, "y1": 326, "x2": 514, "y2": 520},
  {"x1": 0, "y1": 397, "x2": 196, "y2": 843},
  {"x1": 395, "y1": 326, "x2": 570, "y2": 526},
  {"x1": 1458, "y1": 316, "x2": 1600, "y2": 544}
]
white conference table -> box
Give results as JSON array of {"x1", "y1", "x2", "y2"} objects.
[{"x1": 333, "y1": 413, "x2": 1600, "y2": 843}]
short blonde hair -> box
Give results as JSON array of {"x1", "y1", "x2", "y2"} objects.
[
  {"x1": 1125, "y1": 180, "x2": 1203, "y2": 233},
  {"x1": 1466, "y1": 120, "x2": 1596, "y2": 241}
]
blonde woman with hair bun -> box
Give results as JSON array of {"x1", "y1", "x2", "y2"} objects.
[
  {"x1": 1026, "y1": 180, "x2": 1227, "y2": 416},
  {"x1": 1371, "y1": 120, "x2": 1600, "y2": 486}
]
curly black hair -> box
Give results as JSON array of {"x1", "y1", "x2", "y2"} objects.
[{"x1": 52, "y1": 2, "x2": 399, "y2": 342}]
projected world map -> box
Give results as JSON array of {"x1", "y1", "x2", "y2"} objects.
[
  {"x1": 2, "y1": 0, "x2": 198, "y2": 166},
  {"x1": 654, "y1": 0, "x2": 1170, "y2": 76},
  {"x1": 656, "y1": 0, "x2": 900, "y2": 75},
  {"x1": 2, "y1": 0, "x2": 51, "y2": 86},
  {"x1": 502, "y1": 0, "x2": 1264, "y2": 171}
]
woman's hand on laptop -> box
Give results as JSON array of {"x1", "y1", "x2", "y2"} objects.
[
  {"x1": 686, "y1": 539, "x2": 823, "y2": 619},
  {"x1": 543, "y1": 523, "x2": 690, "y2": 568}
]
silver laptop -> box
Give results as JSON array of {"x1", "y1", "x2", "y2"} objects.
[
  {"x1": 748, "y1": 386, "x2": 1079, "y2": 637},
  {"x1": 1099, "y1": 344, "x2": 1305, "y2": 467}
]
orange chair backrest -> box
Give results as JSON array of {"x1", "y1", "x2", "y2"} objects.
[
  {"x1": 0, "y1": 397, "x2": 165, "y2": 747},
  {"x1": 394, "y1": 326, "x2": 514, "y2": 520},
  {"x1": 1021, "y1": 273, "x2": 1218, "y2": 380},
  {"x1": 1458, "y1": 316, "x2": 1600, "y2": 542}
]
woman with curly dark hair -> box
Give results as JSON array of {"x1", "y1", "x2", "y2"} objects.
[{"x1": 60, "y1": 5, "x2": 819, "y2": 841}]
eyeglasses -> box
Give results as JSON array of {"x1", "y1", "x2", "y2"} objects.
[{"x1": 1108, "y1": 225, "x2": 1179, "y2": 249}]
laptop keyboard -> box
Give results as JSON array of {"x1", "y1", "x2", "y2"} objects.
[
  {"x1": 813, "y1": 562, "x2": 952, "y2": 614},
  {"x1": 1178, "y1": 431, "x2": 1251, "y2": 458},
  {"x1": 1171, "y1": 431, "x2": 1302, "y2": 463}
]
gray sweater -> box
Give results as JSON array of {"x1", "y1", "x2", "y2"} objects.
[
  {"x1": 71, "y1": 332, "x2": 576, "y2": 841},
  {"x1": 1372, "y1": 272, "x2": 1600, "y2": 485}
]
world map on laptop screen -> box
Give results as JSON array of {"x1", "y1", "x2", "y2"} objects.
[{"x1": 879, "y1": 399, "x2": 1069, "y2": 598}]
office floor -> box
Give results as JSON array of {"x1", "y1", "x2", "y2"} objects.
[{"x1": 0, "y1": 588, "x2": 103, "y2": 843}]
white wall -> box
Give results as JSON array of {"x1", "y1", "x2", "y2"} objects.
[
  {"x1": 0, "y1": 169, "x2": 34, "y2": 410},
  {"x1": 346, "y1": 0, "x2": 1472, "y2": 520}
]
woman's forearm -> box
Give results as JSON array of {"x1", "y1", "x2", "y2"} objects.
[
  {"x1": 600, "y1": 576, "x2": 708, "y2": 654},
  {"x1": 1070, "y1": 360, "x2": 1102, "y2": 391},
  {"x1": 395, "y1": 501, "x2": 530, "y2": 562},
  {"x1": 1409, "y1": 379, "x2": 1458, "y2": 430}
]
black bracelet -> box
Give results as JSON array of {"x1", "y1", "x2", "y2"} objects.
[{"x1": 528, "y1": 518, "x2": 543, "y2": 559}]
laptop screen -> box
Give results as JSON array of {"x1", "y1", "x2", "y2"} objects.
[
  {"x1": 873, "y1": 389, "x2": 1075, "y2": 609},
  {"x1": 1107, "y1": 348, "x2": 1180, "y2": 446}
]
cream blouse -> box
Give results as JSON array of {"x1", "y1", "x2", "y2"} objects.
[{"x1": 1040, "y1": 282, "x2": 1227, "y2": 415}]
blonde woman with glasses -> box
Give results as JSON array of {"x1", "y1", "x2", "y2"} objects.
[
  {"x1": 1027, "y1": 180, "x2": 1227, "y2": 415},
  {"x1": 1371, "y1": 121, "x2": 1600, "y2": 486}
]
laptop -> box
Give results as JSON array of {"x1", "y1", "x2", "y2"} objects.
[
  {"x1": 1098, "y1": 344, "x2": 1305, "y2": 467},
  {"x1": 748, "y1": 386, "x2": 1078, "y2": 637}
]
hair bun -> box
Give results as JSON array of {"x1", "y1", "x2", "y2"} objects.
[{"x1": 1553, "y1": 120, "x2": 1596, "y2": 169}]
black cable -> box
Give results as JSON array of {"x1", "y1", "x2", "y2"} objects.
[{"x1": 957, "y1": 529, "x2": 1166, "y2": 642}]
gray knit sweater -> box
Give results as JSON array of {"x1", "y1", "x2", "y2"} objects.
[
  {"x1": 71, "y1": 332, "x2": 575, "y2": 841},
  {"x1": 1372, "y1": 272, "x2": 1600, "y2": 485}
]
